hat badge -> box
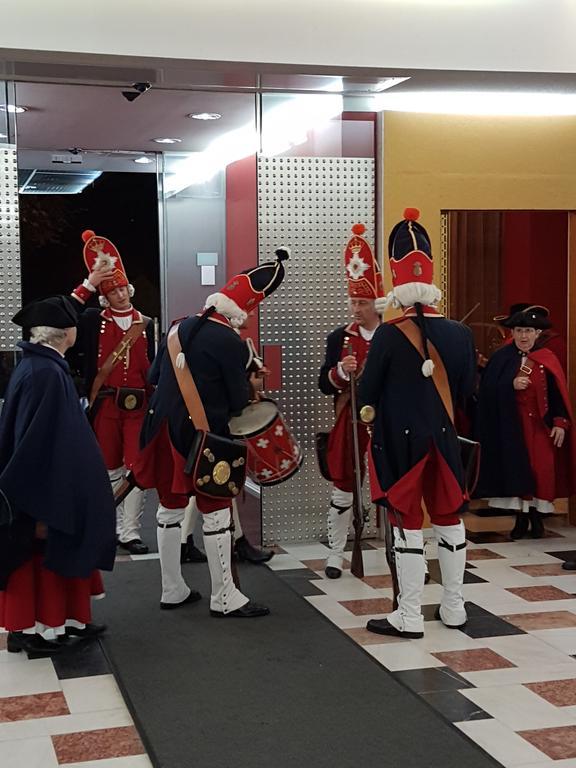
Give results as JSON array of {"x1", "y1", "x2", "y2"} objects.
[
  {"x1": 347, "y1": 240, "x2": 369, "y2": 281},
  {"x1": 413, "y1": 261, "x2": 423, "y2": 277}
]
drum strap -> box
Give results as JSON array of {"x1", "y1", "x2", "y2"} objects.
[{"x1": 167, "y1": 325, "x2": 210, "y2": 431}]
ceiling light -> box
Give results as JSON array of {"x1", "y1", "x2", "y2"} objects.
[
  {"x1": 188, "y1": 112, "x2": 222, "y2": 121},
  {"x1": 374, "y1": 90, "x2": 576, "y2": 117},
  {"x1": 0, "y1": 104, "x2": 27, "y2": 114},
  {"x1": 134, "y1": 156, "x2": 154, "y2": 164},
  {"x1": 373, "y1": 77, "x2": 411, "y2": 93},
  {"x1": 152, "y1": 137, "x2": 182, "y2": 144}
]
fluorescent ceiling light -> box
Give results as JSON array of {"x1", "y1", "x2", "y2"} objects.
[
  {"x1": 373, "y1": 77, "x2": 411, "y2": 93},
  {"x1": 164, "y1": 93, "x2": 343, "y2": 195},
  {"x1": 0, "y1": 104, "x2": 27, "y2": 113},
  {"x1": 188, "y1": 112, "x2": 222, "y2": 121},
  {"x1": 152, "y1": 137, "x2": 182, "y2": 144},
  {"x1": 18, "y1": 169, "x2": 102, "y2": 194},
  {"x1": 374, "y1": 90, "x2": 576, "y2": 117},
  {"x1": 134, "y1": 156, "x2": 154, "y2": 164}
]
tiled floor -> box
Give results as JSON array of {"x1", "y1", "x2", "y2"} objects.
[
  {"x1": 0, "y1": 554, "x2": 153, "y2": 768},
  {"x1": 4, "y1": 519, "x2": 576, "y2": 767},
  {"x1": 270, "y1": 517, "x2": 576, "y2": 767}
]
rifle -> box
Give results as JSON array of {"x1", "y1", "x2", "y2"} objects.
[
  {"x1": 348, "y1": 347, "x2": 366, "y2": 579},
  {"x1": 382, "y1": 507, "x2": 399, "y2": 610}
]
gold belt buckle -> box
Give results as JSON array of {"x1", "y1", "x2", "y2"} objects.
[
  {"x1": 124, "y1": 394, "x2": 138, "y2": 410},
  {"x1": 520, "y1": 363, "x2": 532, "y2": 375}
]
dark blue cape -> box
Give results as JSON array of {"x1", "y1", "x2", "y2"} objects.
[{"x1": 0, "y1": 343, "x2": 116, "y2": 589}]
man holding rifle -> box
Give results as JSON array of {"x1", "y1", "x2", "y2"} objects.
[
  {"x1": 318, "y1": 224, "x2": 382, "y2": 579},
  {"x1": 360, "y1": 209, "x2": 476, "y2": 639}
]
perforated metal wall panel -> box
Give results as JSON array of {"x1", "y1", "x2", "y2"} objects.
[
  {"x1": 258, "y1": 156, "x2": 376, "y2": 543},
  {"x1": 0, "y1": 146, "x2": 21, "y2": 351}
]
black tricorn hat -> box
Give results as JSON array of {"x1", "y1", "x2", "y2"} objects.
[
  {"x1": 498, "y1": 304, "x2": 551, "y2": 330},
  {"x1": 12, "y1": 295, "x2": 79, "y2": 329}
]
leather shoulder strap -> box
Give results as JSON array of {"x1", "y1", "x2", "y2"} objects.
[
  {"x1": 167, "y1": 326, "x2": 209, "y2": 432},
  {"x1": 394, "y1": 319, "x2": 455, "y2": 424},
  {"x1": 88, "y1": 321, "x2": 146, "y2": 408}
]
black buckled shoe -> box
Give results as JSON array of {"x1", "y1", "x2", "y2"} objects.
[
  {"x1": 529, "y1": 508, "x2": 545, "y2": 539},
  {"x1": 180, "y1": 536, "x2": 207, "y2": 564},
  {"x1": 366, "y1": 618, "x2": 424, "y2": 639},
  {"x1": 510, "y1": 513, "x2": 530, "y2": 541},
  {"x1": 65, "y1": 623, "x2": 107, "y2": 639},
  {"x1": 210, "y1": 601, "x2": 270, "y2": 618},
  {"x1": 7, "y1": 632, "x2": 64, "y2": 656},
  {"x1": 562, "y1": 561, "x2": 576, "y2": 571},
  {"x1": 434, "y1": 606, "x2": 467, "y2": 630},
  {"x1": 119, "y1": 539, "x2": 149, "y2": 555},
  {"x1": 235, "y1": 536, "x2": 274, "y2": 564},
  {"x1": 325, "y1": 566, "x2": 342, "y2": 579},
  {"x1": 160, "y1": 590, "x2": 202, "y2": 610}
]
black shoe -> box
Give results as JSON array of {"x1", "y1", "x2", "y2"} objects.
[
  {"x1": 119, "y1": 539, "x2": 149, "y2": 555},
  {"x1": 7, "y1": 632, "x2": 64, "y2": 656},
  {"x1": 510, "y1": 513, "x2": 530, "y2": 540},
  {"x1": 235, "y1": 535, "x2": 274, "y2": 564},
  {"x1": 424, "y1": 572, "x2": 431, "y2": 584},
  {"x1": 160, "y1": 590, "x2": 202, "y2": 610},
  {"x1": 562, "y1": 561, "x2": 576, "y2": 571},
  {"x1": 529, "y1": 508, "x2": 545, "y2": 539},
  {"x1": 65, "y1": 623, "x2": 107, "y2": 639},
  {"x1": 181, "y1": 536, "x2": 207, "y2": 564},
  {"x1": 325, "y1": 566, "x2": 342, "y2": 579},
  {"x1": 366, "y1": 618, "x2": 423, "y2": 639},
  {"x1": 210, "y1": 601, "x2": 270, "y2": 618},
  {"x1": 434, "y1": 606, "x2": 467, "y2": 630}
]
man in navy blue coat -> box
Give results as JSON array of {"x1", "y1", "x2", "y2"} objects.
[
  {"x1": 133, "y1": 250, "x2": 289, "y2": 617},
  {"x1": 360, "y1": 210, "x2": 476, "y2": 639},
  {"x1": 0, "y1": 296, "x2": 116, "y2": 654}
]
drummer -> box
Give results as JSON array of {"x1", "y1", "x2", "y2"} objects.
[
  {"x1": 318, "y1": 224, "x2": 383, "y2": 579},
  {"x1": 179, "y1": 335, "x2": 275, "y2": 566},
  {"x1": 131, "y1": 250, "x2": 289, "y2": 616}
]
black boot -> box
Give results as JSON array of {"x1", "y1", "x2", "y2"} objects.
[
  {"x1": 510, "y1": 513, "x2": 529, "y2": 540},
  {"x1": 7, "y1": 632, "x2": 63, "y2": 656},
  {"x1": 235, "y1": 535, "x2": 274, "y2": 564},
  {"x1": 529, "y1": 508, "x2": 545, "y2": 539},
  {"x1": 181, "y1": 535, "x2": 207, "y2": 563}
]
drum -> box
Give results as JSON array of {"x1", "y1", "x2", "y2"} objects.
[{"x1": 228, "y1": 398, "x2": 303, "y2": 486}]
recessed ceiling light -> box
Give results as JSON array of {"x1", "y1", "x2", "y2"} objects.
[
  {"x1": 134, "y1": 156, "x2": 154, "y2": 164},
  {"x1": 152, "y1": 137, "x2": 182, "y2": 144},
  {"x1": 0, "y1": 104, "x2": 27, "y2": 113},
  {"x1": 188, "y1": 112, "x2": 222, "y2": 121}
]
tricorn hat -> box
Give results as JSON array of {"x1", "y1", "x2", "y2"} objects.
[
  {"x1": 12, "y1": 295, "x2": 79, "y2": 329},
  {"x1": 499, "y1": 304, "x2": 551, "y2": 330}
]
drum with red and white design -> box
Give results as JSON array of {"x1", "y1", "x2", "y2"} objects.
[{"x1": 228, "y1": 398, "x2": 303, "y2": 486}]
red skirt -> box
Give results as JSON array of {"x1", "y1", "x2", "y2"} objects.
[{"x1": 0, "y1": 555, "x2": 104, "y2": 632}]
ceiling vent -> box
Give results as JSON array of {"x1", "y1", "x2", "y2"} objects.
[{"x1": 18, "y1": 169, "x2": 102, "y2": 194}]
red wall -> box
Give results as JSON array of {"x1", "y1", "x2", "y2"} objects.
[{"x1": 501, "y1": 211, "x2": 568, "y2": 338}]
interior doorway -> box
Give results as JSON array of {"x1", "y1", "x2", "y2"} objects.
[{"x1": 445, "y1": 209, "x2": 573, "y2": 526}]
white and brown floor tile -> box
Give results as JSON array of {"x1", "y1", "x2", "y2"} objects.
[{"x1": 276, "y1": 520, "x2": 576, "y2": 767}]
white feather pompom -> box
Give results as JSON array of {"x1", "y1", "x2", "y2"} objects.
[
  {"x1": 176, "y1": 352, "x2": 186, "y2": 369},
  {"x1": 422, "y1": 359, "x2": 435, "y2": 377}
]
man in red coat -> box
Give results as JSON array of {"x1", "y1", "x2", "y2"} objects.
[
  {"x1": 476, "y1": 305, "x2": 576, "y2": 540},
  {"x1": 318, "y1": 225, "x2": 382, "y2": 579},
  {"x1": 70, "y1": 230, "x2": 155, "y2": 555}
]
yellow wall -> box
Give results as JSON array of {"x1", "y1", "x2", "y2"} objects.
[{"x1": 383, "y1": 112, "x2": 576, "y2": 291}]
